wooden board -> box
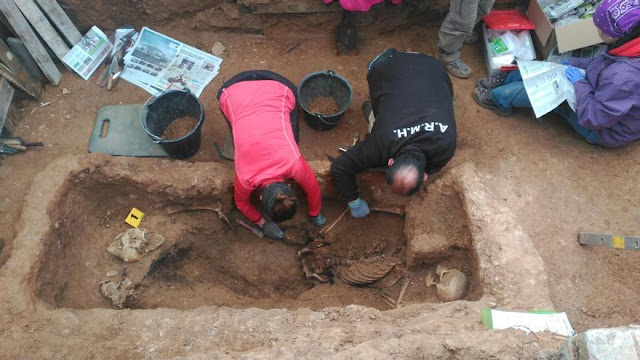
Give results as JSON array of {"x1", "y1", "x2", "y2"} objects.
[
  {"x1": 0, "y1": 39, "x2": 42, "y2": 99},
  {"x1": 0, "y1": 0, "x2": 60, "y2": 85},
  {"x1": 34, "y1": 0, "x2": 82, "y2": 46},
  {"x1": 13, "y1": 0, "x2": 69, "y2": 60},
  {"x1": 0, "y1": 77, "x2": 15, "y2": 132}
]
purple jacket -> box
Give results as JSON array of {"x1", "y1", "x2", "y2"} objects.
[{"x1": 569, "y1": 54, "x2": 640, "y2": 147}]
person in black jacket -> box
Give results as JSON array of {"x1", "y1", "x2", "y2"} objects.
[{"x1": 330, "y1": 49, "x2": 457, "y2": 218}]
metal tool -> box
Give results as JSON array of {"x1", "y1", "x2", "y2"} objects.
[
  {"x1": 236, "y1": 219, "x2": 265, "y2": 238},
  {"x1": 578, "y1": 232, "x2": 640, "y2": 251}
]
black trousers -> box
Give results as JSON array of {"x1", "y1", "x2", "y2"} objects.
[{"x1": 217, "y1": 70, "x2": 300, "y2": 143}]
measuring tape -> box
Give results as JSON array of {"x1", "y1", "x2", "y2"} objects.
[{"x1": 578, "y1": 232, "x2": 640, "y2": 251}]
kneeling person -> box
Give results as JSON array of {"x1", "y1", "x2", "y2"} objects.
[
  {"x1": 331, "y1": 49, "x2": 457, "y2": 217},
  {"x1": 217, "y1": 70, "x2": 325, "y2": 239}
]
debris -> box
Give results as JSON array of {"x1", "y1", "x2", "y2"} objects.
[
  {"x1": 62, "y1": 88, "x2": 70, "y2": 95},
  {"x1": 284, "y1": 42, "x2": 300, "y2": 54},
  {"x1": 282, "y1": 228, "x2": 309, "y2": 246},
  {"x1": 426, "y1": 264, "x2": 468, "y2": 302},
  {"x1": 211, "y1": 41, "x2": 227, "y2": 56},
  {"x1": 107, "y1": 228, "x2": 164, "y2": 262}
]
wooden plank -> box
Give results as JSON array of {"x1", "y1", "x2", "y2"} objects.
[
  {"x1": 7, "y1": 37, "x2": 42, "y2": 79},
  {"x1": 13, "y1": 0, "x2": 69, "y2": 60},
  {"x1": 0, "y1": 39, "x2": 43, "y2": 98},
  {"x1": 34, "y1": 0, "x2": 81, "y2": 46},
  {"x1": 0, "y1": 77, "x2": 15, "y2": 133},
  {"x1": 0, "y1": 0, "x2": 61, "y2": 85}
]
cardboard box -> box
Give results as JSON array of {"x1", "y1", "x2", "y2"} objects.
[{"x1": 527, "y1": 0, "x2": 603, "y2": 58}]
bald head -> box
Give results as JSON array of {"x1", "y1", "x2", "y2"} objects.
[{"x1": 385, "y1": 152, "x2": 427, "y2": 196}]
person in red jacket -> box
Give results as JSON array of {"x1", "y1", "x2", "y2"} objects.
[{"x1": 217, "y1": 70, "x2": 325, "y2": 240}]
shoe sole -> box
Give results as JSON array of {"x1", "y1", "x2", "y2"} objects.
[
  {"x1": 447, "y1": 68, "x2": 471, "y2": 79},
  {"x1": 472, "y1": 91, "x2": 511, "y2": 117}
]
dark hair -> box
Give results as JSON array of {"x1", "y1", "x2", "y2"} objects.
[
  {"x1": 385, "y1": 152, "x2": 426, "y2": 196},
  {"x1": 262, "y1": 182, "x2": 297, "y2": 222}
]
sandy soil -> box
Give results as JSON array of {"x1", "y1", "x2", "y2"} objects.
[{"x1": 0, "y1": 13, "x2": 639, "y2": 356}]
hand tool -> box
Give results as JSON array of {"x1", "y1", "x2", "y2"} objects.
[{"x1": 236, "y1": 219, "x2": 265, "y2": 238}]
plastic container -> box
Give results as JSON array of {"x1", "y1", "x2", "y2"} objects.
[
  {"x1": 140, "y1": 89, "x2": 204, "y2": 159},
  {"x1": 298, "y1": 70, "x2": 352, "y2": 131}
]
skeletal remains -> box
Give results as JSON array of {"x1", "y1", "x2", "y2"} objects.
[
  {"x1": 425, "y1": 263, "x2": 468, "y2": 302},
  {"x1": 297, "y1": 239, "x2": 402, "y2": 285}
]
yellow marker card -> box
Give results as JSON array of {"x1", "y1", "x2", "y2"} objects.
[{"x1": 125, "y1": 207, "x2": 144, "y2": 228}]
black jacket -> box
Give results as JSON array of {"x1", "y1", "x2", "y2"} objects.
[{"x1": 331, "y1": 49, "x2": 457, "y2": 202}]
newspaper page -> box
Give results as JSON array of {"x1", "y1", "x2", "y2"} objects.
[
  {"x1": 121, "y1": 27, "x2": 223, "y2": 97},
  {"x1": 62, "y1": 26, "x2": 113, "y2": 81},
  {"x1": 517, "y1": 60, "x2": 583, "y2": 118}
]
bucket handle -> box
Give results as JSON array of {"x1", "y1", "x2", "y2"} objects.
[
  {"x1": 313, "y1": 113, "x2": 340, "y2": 125},
  {"x1": 140, "y1": 88, "x2": 193, "y2": 144}
]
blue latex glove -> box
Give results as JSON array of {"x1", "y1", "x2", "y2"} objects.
[
  {"x1": 261, "y1": 221, "x2": 283, "y2": 240},
  {"x1": 310, "y1": 213, "x2": 326, "y2": 227},
  {"x1": 348, "y1": 198, "x2": 370, "y2": 218},
  {"x1": 565, "y1": 66, "x2": 585, "y2": 84},
  {"x1": 561, "y1": 59, "x2": 569, "y2": 65}
]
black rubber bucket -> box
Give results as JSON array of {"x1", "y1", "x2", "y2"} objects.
[
  {"x1": 298, "y1": 70, "x2": 352, "y2": 131},
  {"x1": 140, "y1": 89, "x2": 204, "y2": 159}
]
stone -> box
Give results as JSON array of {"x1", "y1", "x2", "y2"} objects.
[{"x1": 210, "y1": 41, "x2": 227, "y2": 56}]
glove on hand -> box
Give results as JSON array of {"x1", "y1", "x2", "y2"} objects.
[
  {"x1": 348, "y1": 198, "x2": 370, "y2": 218},
  {"x1": 261, "y1": 221, "x2": 284, "y2": 240},
  {"x1": 310, "y1": 213, "x2": 326, "y2": 227},
  {"x1": 565, "y1": 66, "x2": 585, "y2": 84},
  {"x1": 560, "y1": 59, "x2": 569, "y2": 65}
]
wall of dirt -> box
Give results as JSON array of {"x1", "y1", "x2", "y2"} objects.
[{"x1": 59, "y1": 0, "x2": 452, "y2": 35}]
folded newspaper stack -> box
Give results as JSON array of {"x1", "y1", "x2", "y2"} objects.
[{"x1": 120, "y1": 27, "x2": 223, "y2": 98}]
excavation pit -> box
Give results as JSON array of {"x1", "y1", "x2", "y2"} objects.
[{"x1": 33, "y1": 157, "x2": 483, "y2": 311}]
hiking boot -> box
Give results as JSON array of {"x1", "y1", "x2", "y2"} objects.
[
  {"x1": 443, "y1": 57, "x2": 472, "y2": 79},
  {"x1": 463, "y1": 31, "x2": 479, "y2": 45},
  {"x1": 477, "y1": 72, "x2": 507, "y2": 90},
  {"x1": 472, "y1": 87, "x2": 511, "y2": 116}
]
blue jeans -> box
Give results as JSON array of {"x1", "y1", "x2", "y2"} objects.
[{"x1": 490, "y1": 70, "x2": 601, "y2": 145}]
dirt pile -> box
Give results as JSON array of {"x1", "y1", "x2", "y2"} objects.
[
  {"x1": 308, "y1": 96, "x2": 340, "y2": 114},
  {"x1": 162, "y1": 116, "x2": 198, "y2": 140}
]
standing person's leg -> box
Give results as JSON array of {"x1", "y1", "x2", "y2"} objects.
[{"x1": 437, "y1": 0, "x2": 480, "y2": 78}]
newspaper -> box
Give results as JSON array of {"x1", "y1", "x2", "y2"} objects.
[
  {"x1": 121, "y1": 27, "x2": 223, "y2": 97},
  {"x1": 62, "y1": 26, "x2": 113, "y2": 81},
  {"x1": 517, "y1": 60, "x2": 584, "y2": 118}
]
